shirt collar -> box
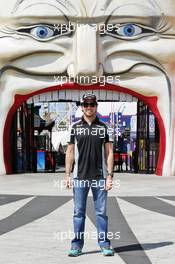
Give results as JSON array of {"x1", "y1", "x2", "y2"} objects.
[{"x1": 81, "y1": 116, "x2": 100, "y2": 124}]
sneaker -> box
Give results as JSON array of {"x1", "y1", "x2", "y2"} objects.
[
  {"x1": 68, "y1": 247, "x2": 82, "y2": 257},
  {"x1": 101, "y1": 246, "x2": 114, "y2": 256}
]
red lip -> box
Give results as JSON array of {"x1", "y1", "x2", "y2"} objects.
[{"x1": 3, "y1": 83, "x2": 165, "y2": 175}]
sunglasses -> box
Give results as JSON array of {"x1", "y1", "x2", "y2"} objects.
[{"x1": 82, "y1": 102, "x2": 97, "y2": 108}]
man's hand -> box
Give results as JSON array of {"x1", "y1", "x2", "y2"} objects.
[
  {"x1": 65, "y1": 176, "x2": 72, "y2": 189},
  {"x1": 105, "y1": 175, "x2": 113, "y2": 191}
]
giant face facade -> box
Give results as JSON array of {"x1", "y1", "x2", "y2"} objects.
[{"x1": 0, "y1": 0, "x2": 175, "y2": 176}]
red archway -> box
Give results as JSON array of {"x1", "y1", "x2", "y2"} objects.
[{"x1": 3, "y1": 83, "x2": 165, "y2": 175}]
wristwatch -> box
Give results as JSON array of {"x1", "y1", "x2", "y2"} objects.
[{"x1": 107, "y1": 173, "x2": 113, "y2": 178}]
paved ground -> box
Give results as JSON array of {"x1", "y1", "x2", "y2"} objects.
[{"x1": 0, "y1": 173, "x2": 174, "y2": 264}]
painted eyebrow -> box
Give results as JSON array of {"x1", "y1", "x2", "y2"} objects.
[
  {"x1": 12, "y1": 0, "x2": 78, "y2": 15},
  {"x1": 105, "y1": 0, "x2": 163, "y2": 17}
]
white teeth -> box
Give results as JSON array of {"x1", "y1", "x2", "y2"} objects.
[
  {"x1": 52, "y1": 91, "x2": 59, "y2": 101},
  {"x1": 132, "y1": 97, "x2": 138, "y2": 102},
  {"x1": 33, "y1": 95, "x2": 40, "y2": 103},
  {"x1": 26, "y1": 90, "x2": 138, "y2": 103},
  {"x1": 106, "y1": 91, "x2": 113, "y2": 100},
  {"x1": 71, "y1": 91, "x2": 80, "y2": 101},
  {"x1": 112, "y1": 91, "x2": 119, "y2": 101},
  {"x1": 99, "y1": 90, "x2": 107, "y2": 100},
  {"x1": 45, "y1": 92, "x2": 52, "y2": 102},
  {"x1": 119, "y1": 93, "x2": 126, "y2": 101},
  {"x1": 59, "y1": 90, "x2": 66, "y2": 100},
  {"x1": 66, "y1": 90, "x2": 74, "y2": 100},
  {"x1": 126, "y1": 94, "x2": 134, "y2": 102},
  {"x1": 39, "y1": 93, "x2": 46, "y2": 102}
]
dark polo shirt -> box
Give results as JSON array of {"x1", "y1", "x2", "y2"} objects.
[{"x1": 67, "y1": 116, "x2": 113, "y2": 180}]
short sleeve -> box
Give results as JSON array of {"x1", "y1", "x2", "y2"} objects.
[{"x1": 67, "y1": 125, "x2": 76, "y2": 144}]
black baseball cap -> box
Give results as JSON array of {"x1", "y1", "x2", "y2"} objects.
[{"x1": 80, "y1": 93, "x2": 98, "y2": 105}]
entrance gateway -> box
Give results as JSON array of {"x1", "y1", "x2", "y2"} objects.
[{"x1": 9, "y1": 90, "x2": 159, "y2": 174}]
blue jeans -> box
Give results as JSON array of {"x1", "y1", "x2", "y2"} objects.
[{"x1": 71, "y1": 178, "x2": 110, "y2": 249}]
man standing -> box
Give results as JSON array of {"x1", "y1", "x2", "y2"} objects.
[{"x1": 65, "y1": 93, "x2": 114, "y2": 257}]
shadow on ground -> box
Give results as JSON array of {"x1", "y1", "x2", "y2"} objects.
[{"x1": 114, "y1": 241, "x2": 173, "y2": 253}]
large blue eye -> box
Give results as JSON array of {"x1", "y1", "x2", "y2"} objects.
[
  {"x1": 105, "y1": 23, "x2": 146, "y2": 38},
  {"x1": 123, "y1": 24, "x2": 135, "y2": 36},
  {"x1": 116, "y1": 24, "x2": 142, "y2": 37},
  {"x1": 31, "y1": 26, "x2": 54, "y2": 39},
  {"x1": 17, "y1": 24, "x2": 72, "y2": 41},
  {"x1": 36, "y1": 27, "x2": 48, "y2": 38}
]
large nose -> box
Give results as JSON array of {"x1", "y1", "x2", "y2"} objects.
[{"x1": 68, "y1": 24, "x2": 103, "y2": 82}]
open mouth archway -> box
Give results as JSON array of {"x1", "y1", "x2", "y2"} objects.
[{"x1": 3, "y1": 83, "x2": 165, "y2": 175}]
